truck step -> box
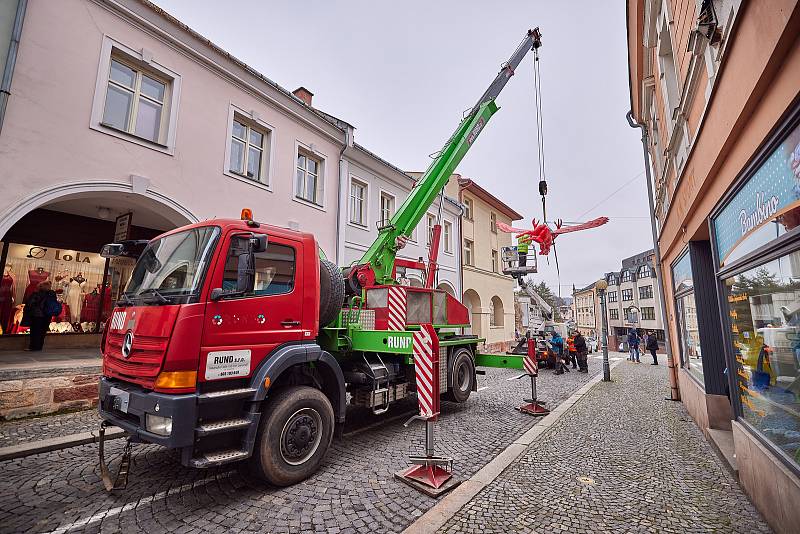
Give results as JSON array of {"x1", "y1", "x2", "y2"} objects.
[
  {"x1": 197, "y1": 388, "x2": 257, "y2": 403},
  {"x1": 195, "y1": 417, "x2": 251, "y2": 436},
  {"x1": 189, "y1": 448, "x2": 249, "y2": 468}
]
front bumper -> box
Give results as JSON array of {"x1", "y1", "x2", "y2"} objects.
[{"x1": 98, "y1": 377, "x2": 197, "y2": 449}]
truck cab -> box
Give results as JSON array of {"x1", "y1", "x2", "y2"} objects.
[{"x1": 99, "y1": 219, "x2": 346, "y2": 486}]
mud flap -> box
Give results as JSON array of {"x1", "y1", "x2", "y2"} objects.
[{"x1": 99, "y1": 422, "x2": 132, "y2": 491}]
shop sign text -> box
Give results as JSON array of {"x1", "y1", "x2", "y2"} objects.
[{"x1": 738, "y1": 192, "x2": 779, "y2": 236}]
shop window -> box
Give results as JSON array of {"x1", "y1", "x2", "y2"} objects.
[
  {"x1": 295, "y1": 150, "x2": 323, "y2": 206},
  {"x1": 639, "y1": 285, "x2": 654, "y2": 299},
  {"x1": 229, "y1": 117, "x2": 270, "y2": 184},
  {"x1": 349, "y1": 179, "x2": 367, "y2": 227},
  {"x1": 608, "y1": 291, "x2": 618, "y2": 303},
  {"x1": 102, "y1": 57, "x2": 169, "y2": 144},
  {"x1": 222, "y1": 241, "x2": 295, "y2": 297},
  {"x1": 724, "y1": 253, "x2": 800, "y2": 468},
  {"x1": 641, "y1": 307, "x2": 656, "y2": 321},
  {"x1": 622, "y1": 289, "x2": 633, "y2": 302},
  {"x1": 464, "y1": 239, "x2": 474, "y2": 266},
  {"x1": 610, "y1": 309, "x2": 619, "y2": 320},
  {"x1": 443, "y1": 221, "x2": 452, "y2": 254},
  {"x1": 380, "y1": 192, "x2": 395, "y2": 226},
  {"x1": 677, "y1": 292, "x2": 703, "y2": 380}
]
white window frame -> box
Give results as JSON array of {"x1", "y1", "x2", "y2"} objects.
[
  {"x1": 490, "y1": 212, "x2": 497, "y2": 233},
  {"x1": 349, "y1": 177, "x2": 368, "y2": 228},
  {"x1": 426, "y1": 213, "x2": 437, "y2": 245},
  {"x1": 443, "y1": 220, "x2": 453, "y2": 254},
  {"x1": 90, "y1": 36, "x2": 181, "y2": 155},
  {"x1": 464, "y1": 239, "x2": 474, "y2": 266},
  {"x1": 379, "y1": 190, "x2": 396, "y2": 227},
  {"x1": 293, "y1": 141, "x2": 327, "y2": 211},
  {"x1": 491, "y1": 249, "x2": 498, "y2": 272},
  {"x1": 223, "y1": 105, "x2": 275, "y2": 190},
  {"x1": 463, "y1": 197, "x2": 474, "y2": 221}
]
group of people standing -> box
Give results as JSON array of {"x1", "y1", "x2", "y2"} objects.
[
  {"x1": 547, "y1": 330, "x2": 589, "y2": 374},
  {"x1": 626, "y1": 329, "x2": 660, "y2": 365}
]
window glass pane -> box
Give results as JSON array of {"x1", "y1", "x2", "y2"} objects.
[
  {"x1": 140, "y1": 75, "x2": 165, "y2": 102},
  {"x1": 109, "y1": 59, "x2": 135, "y2": 88},
  {"x1": 725, "y1": 252, "x2": 800, "y2": 468},
  {"x1": 247, "y1": 147, "x2": 262, "y2": 179},
  {"x1": 677, "y1": 292, "x2": 703, "y2": 380},
  {"x1": 134, "y1": 98, "x2": 162, "y2": 142},
  {"x1": 103, "y1": 84, "x2": 132, "y2": 131},
  {"x1": 230, "y1": 139, "x2": 245, "y2": 174},
  {"x1": 222, "y1": 241, "x2": 295, "y2": 296},
  {"x1": 249, "y1": 129, "x2": 264, "y2": 147},
  {"x1": 296, "y1": 168, "x2": 305, "y2": 197},
  {"x1": 307, "y1": 158, "x2": 317, "y2": 175},
  {"x1": 305, "y1": 174, "x2": 317, "y2": 203},
  {"x1": 297, "y1": 154, "x2": 306, "y2": 169},
  {"x1": 232, "y1": 120, "x2": 247, "y2": 140}
]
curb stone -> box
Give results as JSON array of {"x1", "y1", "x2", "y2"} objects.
[
  {"x1": 403, "y1": 357, "x2": 626, "y2": 534},
  {"x1": 0, "y1": 426, "x2": 126, "y2": 461}
]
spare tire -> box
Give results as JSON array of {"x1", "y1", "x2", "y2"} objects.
[{"x1": 319, "y1": 259, "x2": 345, "y2": 327}]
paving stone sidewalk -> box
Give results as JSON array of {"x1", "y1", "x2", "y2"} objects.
[
  {"x1": 439, "y1": 361, "x2": 772, "y2": 534},
  {"x1": 0, "y1": 409, "x2": 101, "y2": 448}
]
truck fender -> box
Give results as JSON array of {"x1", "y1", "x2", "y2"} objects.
[{"x1": 249, "y1": 343, "x2": 347, "y2": 423}]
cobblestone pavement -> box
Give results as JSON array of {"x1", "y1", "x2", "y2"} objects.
[
  {"x1": 0, "y1": 359, "x2": 602, "y2": 533},
  {"x1": 0, "y1": 410, "x2": 101, "y2": 448},
  {"x1": 439, "y1": 361, "x2": 772, "y2": 534}
]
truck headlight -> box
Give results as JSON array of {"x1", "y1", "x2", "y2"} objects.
[{"x1": 145, "y1": 414, "x2": 173, "y2": 436}]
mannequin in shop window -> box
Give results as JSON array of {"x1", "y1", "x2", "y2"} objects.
[
  {"x1": 67, "y1": 273, "x2": 85, "y2": 323},
  {"x1": 0, "y1": 265, "x2": 16, "y2": 335},
  {"x1": 81, "y1": 286, "x2": 100, "y2": 323},
  {"x1": 23, "y1": 267, "x2": 49, "y2": 302}
]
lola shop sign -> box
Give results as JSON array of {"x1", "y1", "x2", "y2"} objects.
[{"x1": 713, "y1": 121, "x2": 800, "y2": 263}]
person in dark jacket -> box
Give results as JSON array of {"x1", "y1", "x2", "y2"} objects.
[
  {"x1": 574, "y1": 332, "x2": 589, "y2": 373},
  {"x1": 627, "y1": 329, "x2": 641, "y2": 363},
  {"x1": 22, "y1": 281, "x2": 57, "y2": 351},
  {"x1": 646, "y1": 331, "x2": 660, "y2": 365},
  {"x1": 550, "y1": 331, "x2": 568, "y2": 374}
]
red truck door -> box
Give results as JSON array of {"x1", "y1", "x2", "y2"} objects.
[{"x1": 200, "y1": 231, "x2": 304, "y2": 383}]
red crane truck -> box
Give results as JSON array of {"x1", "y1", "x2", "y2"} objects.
[{"x1": 97, "y1": 29, "x2": 542, "y2": 488}]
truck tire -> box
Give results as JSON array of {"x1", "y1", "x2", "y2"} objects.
[
  {"x1": 319, "y1": 259, "x2": 345, "y2": 327},
  {"x1": 252, "y1": 386, "x2": 334, "y2": 487},
  {"x1": 446, "y1": 348, "x2": 475, "y2": 403}
]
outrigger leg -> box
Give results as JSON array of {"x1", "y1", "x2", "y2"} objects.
[{"x1": 516, "y1": 337, "x2": 550, "y2": 416}]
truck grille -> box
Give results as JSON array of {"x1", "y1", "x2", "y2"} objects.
[{"x1": 105, "y1": 331, "x2": 169, "y2": 387}]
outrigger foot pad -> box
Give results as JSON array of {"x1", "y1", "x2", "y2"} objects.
[
  {"x1": 516, "y1": 400, "x2": 550, "y2": 416},
  {"x1": 394, "y1": 457, "x2": 461, "y2": 497}
]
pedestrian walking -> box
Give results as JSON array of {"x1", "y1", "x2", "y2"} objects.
[
  {"x1": 21, "y1": 281, "x2": 60, "y2": 352},
  {"x1": 567, "y1": 332, "x2": 578, "y2": 369},
  {"x1": 574, "y1": 331, "x2": 589, "y2": 373},
  {"x1": 646, "y1": 331, "x2": 659, "y2": 365},
  {"x1": 627, "y1": 329, "x2": 641, "y2": 363}
]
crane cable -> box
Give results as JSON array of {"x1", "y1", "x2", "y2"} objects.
[{"x1": 531, "y1": 41, "x2": 562, "y2": 297}]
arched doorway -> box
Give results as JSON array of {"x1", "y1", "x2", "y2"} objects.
[
  {"x1": 0, "y1": 186, "x2": 196, "y2": 342},
  {"x1": 436, "y1": 281, "x2": 456, "y2": 297},
  {"x1": 490, "y1": 295, "x2": 505, "y2": 327},
  {"x1": 462, "y1": 288, "x2": 482, "y2": 337}
]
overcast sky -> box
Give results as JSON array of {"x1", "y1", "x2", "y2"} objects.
[{"x1": 152, "y1": 0, "x2": 653, "y2": 294}]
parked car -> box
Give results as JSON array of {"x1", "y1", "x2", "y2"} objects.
[{"x1": 586, "y1": 337, "x2": 599, "y2": 353}]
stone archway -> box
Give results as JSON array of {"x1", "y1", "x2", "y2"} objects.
[
  {"x1": 436, "y1": 281, "x2": 456, "y2": 297},
  {"x1": 462, "y1": 288, "x2": 482, "y2": 337}
]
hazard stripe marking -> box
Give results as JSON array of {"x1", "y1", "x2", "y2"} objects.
[
  {"x1": 387, "y1": 286, "x2": 406, "y2": 331},
  {"x1": 413, "y1": 324, "x2": 439, "y2": 418}
]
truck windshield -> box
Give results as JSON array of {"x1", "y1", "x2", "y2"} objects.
[{"x1": 123, "y1": 226, "x2": 219, "y2": 304}]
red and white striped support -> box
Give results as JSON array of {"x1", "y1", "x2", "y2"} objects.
[
  {"x1": 395, "y1": 324, "x2": 459, "y2": 496},
  {"x1": 387, "y1": 286, "x2": 406, "y2": 331},
  {"x1": 517, "y1": 337, "x2": 549, "y2": 416},
  {"x1": 412, "y1": 324, "x2": 439, "y2": 420}
]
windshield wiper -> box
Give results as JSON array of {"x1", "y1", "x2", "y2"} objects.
[
  {"x1": 117, "y1": 293, "x2": 135, "y2": 307},
  {"x1": 137, "y1": 288, "x2": 170, "y2": 304}
]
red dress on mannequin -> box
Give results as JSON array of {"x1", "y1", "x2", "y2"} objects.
[
  {"x1": 23, "y1": 269, "x2": 50, "y2": 302},
  {"x1": 0, "y1": 274, "x2": 14, "y2": 333}
]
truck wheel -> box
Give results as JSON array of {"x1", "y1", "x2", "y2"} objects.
[
  {"x1": 319, "y1": 259, "x2": 345, "y2": 327},
  {"x1": 252, "y1": 386, "x2": 334, "y2": 487},
  {"x1": 446, "y1": 349, "x2": 474, "y2": 403}
]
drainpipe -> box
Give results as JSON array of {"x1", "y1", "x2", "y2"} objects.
[
  {"x1": 335, "y1": 125, "x2": 354, "y2": 265},
  {"x1": 627, "y1": 110, "x2": 680, "y2": 401},
  {"x1": 0, "y1": 0, "x2": 27, "y2": 136}
]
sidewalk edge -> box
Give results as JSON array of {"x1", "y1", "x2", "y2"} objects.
[
  {"x1": 0, "y1": 426, "x2": 126, "y2": 461},
  {"x1": 403, "y1": 359, "x2": 626, "y2": 534}
]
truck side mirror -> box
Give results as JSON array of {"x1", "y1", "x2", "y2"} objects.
[
  {"x1": 237, "y1": 250, "x2": 255, "y2": 293},
  {"x1": 100, "y1": 243, "x2": 124, "y2": 258},
  {"x1": 251, "y1": 234, "x2": 268, "y2": 252}
]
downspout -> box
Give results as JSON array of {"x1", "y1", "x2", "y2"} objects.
[
  {"x1": 335, "y1": 125, "x2": 354, "y2": 266},
  {"x1": 627, "y1": 110, "x2": 680, "y2": 401},
  {"x1": 0, "y1": 0, "x2": 27, "y2": 136}
]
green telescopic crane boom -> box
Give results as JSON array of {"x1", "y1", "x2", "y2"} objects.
[{"x1": 352, "y1": 28, "x2": 542, "y2": 288}]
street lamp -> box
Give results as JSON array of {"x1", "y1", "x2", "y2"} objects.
[{"x1": 596, "y1": 279, "x2": 611, "y2": 382}]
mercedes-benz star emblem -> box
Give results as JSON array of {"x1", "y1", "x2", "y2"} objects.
[{"x1": 122, "y1": 330, "x2": 134, "y2": 359}]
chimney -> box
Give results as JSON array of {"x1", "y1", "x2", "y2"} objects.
[{"x1": 293, "y1": 86, "x2": 313, "y2": 107}]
